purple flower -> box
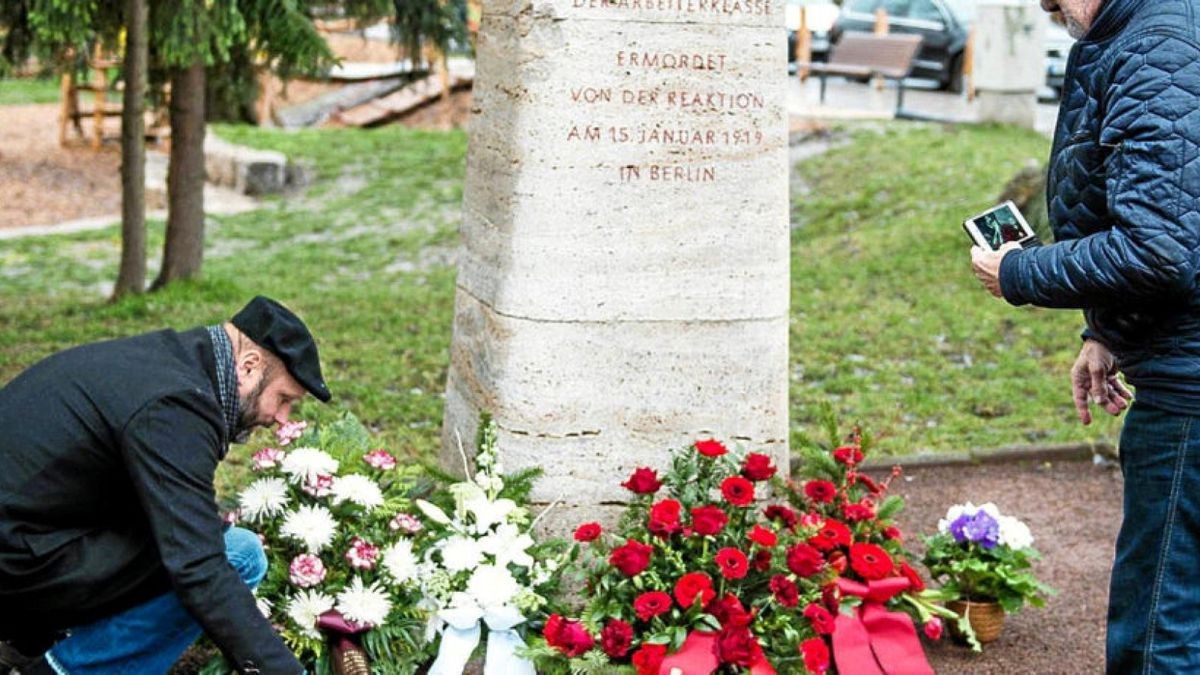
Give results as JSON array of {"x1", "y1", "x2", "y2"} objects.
[{"x1": 951, "y1": 511, "x2": 1000, "y2": 549}]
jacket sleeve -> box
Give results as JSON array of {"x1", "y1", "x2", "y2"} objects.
[
  {"x1": 999, "y1": 34, "x2": 1200, "y2": 308},
  {"x1": 121, "y1": 391, "x2": 304, "y2": 674}
]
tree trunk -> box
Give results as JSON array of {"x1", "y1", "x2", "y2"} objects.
[
  {"x1": 153, "y1": 60, "x2": 207, "y2": 289},
  {"x1": 112, "y1": 0, "x2": 148, "y2": 300}
]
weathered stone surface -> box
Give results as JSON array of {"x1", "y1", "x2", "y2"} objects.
[
  {"x1": 974, "y1": 0, "x2": 1044, "y2": 129},
  {"x1": 445, "y1": 0, "x2": 790, "y2": 518},
  {"x1": 204, "y1": 134, "x2": 309, "y2": 196}
]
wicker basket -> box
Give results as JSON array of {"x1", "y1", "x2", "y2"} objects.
[{"x1": 948, "y1": 599, "x2": 1006, "y2": 644}]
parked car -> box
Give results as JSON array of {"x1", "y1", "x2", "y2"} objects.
[
  {"x1": 787, "y1": 0, "x2": 841, "y2": 72},
  {"x1": 831, "y1": 0, "x2": 972, "y2": 92}
]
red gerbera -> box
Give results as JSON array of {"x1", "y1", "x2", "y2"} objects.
[
  {"x1": 808, "y1": 518, "x2": 852, "y2": 552},
  {"x1": 747, "y1": 524, "x2": 778, "y2": 548},
  {"x1": 721, "y1": 476, "x2": 755, "y2": 507},
  {"x1": 648, "y1": 499, "x2": 683, "y2": 538},
  {"x1": 741, "y1": 453, "x2": 777, "y2": 481},
  {"x1": 786, "y1": 543, "x2": 826, "y2": 577},
  {"x1": 882, "y1": 526, "x2": 903, "y2": 541},
  {"x1": 633, "y1": 591, "x2": 673, "y2": 621},
  {"x1": 600, "y1": 619, "x2": 634, "y2": 658},
  {"x1": 801, "y1": 637, "x2": 831, "y2": 674},
  {"x1": 632, "y1": 643, "x2": 668, "y2": 675},
  {"x1": 543, "y1": 614, "x2": 595, "y2": 657},
  {"x1": 803, "y1": 603, "x2": 836, "y2": 635},
  {"x1": 674, "y1": 571, "x2": 716, "y2": 609},
  {"x1": 803, "y1": 480, "x2": 837, "y2": 504},
  {"x1": 609, "y1": 539, "x2": 654, "y2": 577},
  {"x1": 706, "y1": 593, "x2": 752, "y2": 628},
  {"x1": 622, "y1": 467, "x2": 664, "y2": 495},
  {"x1": 691, "y1": 505, "x2": 729, "y2": 536},
  {"x1": 574, "y1": 522, "x2": 602, "y2": 542},
  {"x1": 714, "y1": 547, "x2": 750, "y2": 579},
  {"x1": 849, "y1": 542, "x2": 894, "y2": 581},
  {"x1": 695, "y1": 439, "x2": 728, "y2": 457},
  {"x1": 769, "y1": 575, "x2": 799, "y2": 607}
]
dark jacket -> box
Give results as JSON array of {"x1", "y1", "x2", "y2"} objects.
[
  {"x1": 0, "y1": 328, "x2": 303, "y2": 674},
  {"x1": 998, "y1": 0, "x2": 1200, "y2": 413}
]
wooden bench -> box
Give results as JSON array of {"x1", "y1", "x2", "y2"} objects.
[{"x1": 801, "y1": 32, "x2": 923, "y2": 116}]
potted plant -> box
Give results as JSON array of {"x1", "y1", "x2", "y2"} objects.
[{"x1": 922, "y1": 502, "x2": 1053, "y2": 647}]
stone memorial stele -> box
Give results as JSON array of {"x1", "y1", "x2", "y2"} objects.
[
  {"x1": 443, "y1": 0, "x2": 790, "y2": 528},
  {"x1": 974, "y1": 0, "x2": 1045, "y2": 129}
]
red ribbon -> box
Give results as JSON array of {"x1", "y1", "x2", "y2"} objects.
[
  {"x1": 657, "y1": 630, "x2": 776, "y2": 675},
  {"x1": 317, "y1": 609, "x2": 371, "y2": 652},
  {"x1": 831, "y1": 577, "x2": 934, "y2": 675}
]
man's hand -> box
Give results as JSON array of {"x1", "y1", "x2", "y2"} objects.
[
  {"x1": 970, "y1": 243, "x2": 1021, "y2": 298},
  {"x1": 1071, "y1": 339, "x2": 1132, "y2": 425}
]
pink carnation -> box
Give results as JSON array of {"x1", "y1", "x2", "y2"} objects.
[
  {"x1": 389, "y1": 514, "x2": 423, "y2": 534},
  {"x1": 289, "y1": 553, "x2": 326, "y2": 588},
  {"x1": 302, "y1": 474, "x2": 334, "y2": 498},
  {"x1": 275, "y1": 420, "x2": 308, "y2": 446},
  {"x1": 251, "y1": 447, "x2": 286, "y2": 471},
  {"x1": 363, "y1": 449, "x2": 397, "y2": 470},
  {"x1": 345, "y1": 537, "x2": 380, "y2": 570}
]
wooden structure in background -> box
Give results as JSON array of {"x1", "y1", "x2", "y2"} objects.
[
  {"x1": 872, "y1": 8, "x2": 889, "y2": 90},
  {"x1": 58, "y1": 46, "x2": 123, "y2": 149},
  {"x1": 964, "y1": 26, "x2": 977, "y2": 101},
  {"x1": 795, "y1": 7, "x2": 812, "y2": 82}
]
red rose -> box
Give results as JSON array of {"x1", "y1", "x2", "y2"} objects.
[
  {"x1": 801, "y1": 637, "x2": 831, "y2": 675},
  {"x1": 808, "y1": 518, "x2": 852, "y2": 552},
  {"x1": 833, "y1": 445, "x2": 864, "y2": 466},
  {"x1": 786, "y1": 543, "x2": 826, "y2": 577},
  {"x1": 751, "y1": 549, "x2": 773, "y2": 572},
  {"x1": 600, "y1": 619, "x2": 634, "y2": 658},
  {"x1": 747, "y1": 524, "x2": 778, "y2": 548},
  {"x1": 882, "y1": 526, "x2": 903, "y2": 541},
  {"x1": 741, "y1": 453, "x2": 777, "y2": 481},
  {"x1": 574, "y1": 522, "x2": 602, "y2": 542},
  {"x1": 690, "y1": 505, "x2": 729, "y2": 536},
  {"x1": 803, "y1": 480, "x2": 837, "y2": 504},
  {"x1": 924, "y1": 617, "x2": 944, "y2": 641},
  {"x1": 763, "y1": 504, "x2": 799, "y2": 527},
  {"x1": 828, "y1": 550, "x2": 848, "y2": 574},
  {"x1": 633, "y1": 591, "x2": 673, "y2": 621},
  {"x1": 632, "y1": 643, "x2": 668, "y2": 675},
  {"x1": 610, "y1": 539, "x2": 654, "y2": 577},
  {"x1": 622, "y1": 467, "x2": 663, "y2": 495},
  {"x1": 544, "y1": 615, "x2": 594, "y2": 657},
  {"x1": 706, "y1": 593, "x2": 752, "y2": 628},
  {"x1": 648, "y1": 499, "x2": 683, "y2": 538},
  {"x1": 842, "y1": 500, "x2": 875, "y2": 522},
  {"x1": 770, "y1": 575, "x2": 799, "y2": 607},
  {"x1": 695, "y1": 439, "x2": 728, "y2": 457},
  {"x1": 716, "y1": 625, "x2": 759, "y2": 667},
  {"x1": 899, "y1": 561, "x2": 926, "y2": 592},
  {"x1": 849, "y1": 543, "x2": 894, "y2": 581},
  {"x1": 721, "y1": 476, "x2": 755, "y2": 507},
  {"x1": 803, "y1": 603, "x2": 836, "y2": 635},
  {"x1": 714, "y1": 547, "x2": 749, "y2": 580},
  {"x1": 674, "y1": 571, "x2": 716, "y2": 609}
]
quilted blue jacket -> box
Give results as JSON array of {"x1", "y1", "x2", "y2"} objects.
[{"x1": 998, "y1": 0, "x2": 1200, "y2": 413}]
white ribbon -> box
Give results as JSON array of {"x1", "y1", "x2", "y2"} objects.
[{"x1": 426, "y1": 605, "x2": 535, "y2": 675}]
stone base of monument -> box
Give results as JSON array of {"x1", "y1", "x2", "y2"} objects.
[{"x1": 976, "y1": 90, "x2": 1038, "y2": 129}]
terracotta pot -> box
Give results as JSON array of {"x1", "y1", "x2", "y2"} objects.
[{"x1": 948, "y1": 599, "x2": 1006, "y2": 644}]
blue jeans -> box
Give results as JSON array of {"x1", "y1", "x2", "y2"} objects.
[
  {"x1": 1107, "y1": 402, "x2": 1200, "y2": 674},
  {"x1": 43, "y1": 527, "x2": 267, "y2": 675}
]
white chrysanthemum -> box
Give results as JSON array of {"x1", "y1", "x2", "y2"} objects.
[
  {"x1": 330, "y1": 474, "x2": 385, "y2": 511},
  {"x1": 280, "y1": 447, "x2": 339, "y2": 485},
  {"x1": 281, "y1": 505, "x2": 338, "y2": 552},
  {"x1": 383, "y1": 540, "x2": 419, "y2": 585},
  {"x1": 998, "y1": 514, "x2": 1034, "y2": 550},
  {"x1": 287, "y1": 589, "x2": 335, "y2": 640},
  {"x1": 467, "y1": 564, "x2": 520, "y2": 609},
  {"x1": 439, "y1": 535, "x2": 485, "y2": 573},
  {"x1": 336, "y1": 577, "x2": 392, "y2": 627},
  {"x1": 239, "y1": 477, "x2": 290, "y2": 523}
]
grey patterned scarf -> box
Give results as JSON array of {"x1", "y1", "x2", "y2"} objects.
[{"x1": 207, "y1": 325, "x2": 240, "y2": 442}]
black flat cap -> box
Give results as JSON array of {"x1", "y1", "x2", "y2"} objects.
[{"x1": 231, "y1": 296, "x2": 331, "y2": 403}]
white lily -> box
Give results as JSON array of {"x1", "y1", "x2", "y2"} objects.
[
  {"x1": 415, "y1": 499, "x2": 453, "y2": 526},
  {"x1": 478, "y1": 522, "x2": 534, "y2": 569}
]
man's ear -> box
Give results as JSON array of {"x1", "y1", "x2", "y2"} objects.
[{"x1": 238, "y1": 348, "x2": 265, "y2": 376}]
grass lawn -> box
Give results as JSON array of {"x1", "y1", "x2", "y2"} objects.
[
  {"x1": 0, "y1": 77, "x2": 62, "y2": 105},
  {"x1": 0, "y1": 121, "x2": 1121, "y2": 498}
]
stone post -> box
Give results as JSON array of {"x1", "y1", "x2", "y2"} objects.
[
  {"x1": 444, "y1": 0, "x2": 790, "y2": 527},
  {"x1": 974, "y1": 0, "x2": 1045, "y2": 128}
]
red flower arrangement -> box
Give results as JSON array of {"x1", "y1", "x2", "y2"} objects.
[{"x1": 530, "y1": 439, "x2": 839, "y2": 674}]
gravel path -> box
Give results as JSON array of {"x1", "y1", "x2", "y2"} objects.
[{"x1": 891, "y1": 459, "x2": 1123, "y2": 674}]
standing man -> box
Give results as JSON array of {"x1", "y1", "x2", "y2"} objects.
[
  {"x1": 0, "y1": 296, "x2": 331, "y2": 674},
  {"x1": 971, "y1": 0, "x2": 1200, "y2": 671}
]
